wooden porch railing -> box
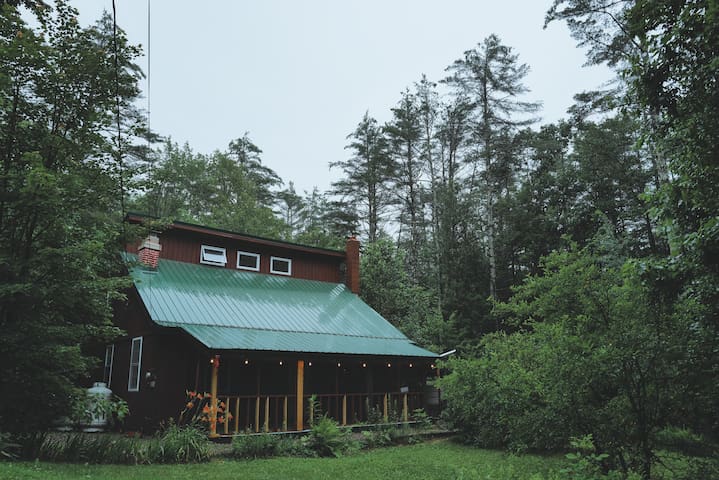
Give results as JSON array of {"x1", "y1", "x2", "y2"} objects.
[{"x1": 216, "y1": 391, "x2": 423, "y2": 434}]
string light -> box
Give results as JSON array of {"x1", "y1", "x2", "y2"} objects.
[
  {"x1": 337, "y1": 362, "x2": 341, "y2": 367},
  {"x1": 244, "y1": 359, "x2": 249, "y2": 365},
  {"x1": 362, "y1": 362, "x2": 367, "y2": 368},
  {"x1": 387, "y1": 362, "x2": 392, "y2": 368},
  {"x1": 409, "y1": 363, "x2": 413, "y2": 368},
  {"x1": 308, "y1": 361, "x2": 312, "y2": 367},
  {"x1": 279, "y1": 360, "x2": 283, "y2": 366}
]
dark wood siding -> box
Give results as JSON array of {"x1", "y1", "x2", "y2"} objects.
[{"x1": 129, "y1": 229, "x2": 343, "y2": 283}]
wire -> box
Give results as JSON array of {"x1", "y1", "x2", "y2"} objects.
[
  {"x1": 111, "y1": 0, "x2": 126, "y2": 220},
  {"x1": 147, "y1": 0, "x2": 151, "y2": 153}
]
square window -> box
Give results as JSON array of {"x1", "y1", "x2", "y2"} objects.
[
  {"x1": 237, "y1": 251, "x2": 260, "y2": 271},
  {"x1": 128, "y1": 337, "x2": 143, "y2": 392},
  {"x1": 200, "y1": 245, "x2": 227, "y2": 266},
  {"x1": 270, "y1": 256, "x2": 292, "y2": 276}
]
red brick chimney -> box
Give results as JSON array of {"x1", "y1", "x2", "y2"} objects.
[
  {"x1": 345, "y1": 236, "x2": 360, "y2": 294},
  {"x1": 138, "y1": 233, "x2": 162, "y2": 269}
]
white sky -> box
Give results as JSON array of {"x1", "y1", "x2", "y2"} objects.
[{"x1": 69, "y1": 0, "x2": 614, "y2": 195}]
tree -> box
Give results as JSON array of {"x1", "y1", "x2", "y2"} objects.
[
  {"x1": 294, "y1": 188, "x2": 355, "y2": 250},
  {"x1": 0, "y1": 2, "x2": 143, "y2": 432},
  {"x1": 443, "y1": 34, "x2": 540, "y2": 300},
  {"x1": 227, "y1": 133, "x2": 282, "y2": 209},
  {"x1": 385, "y1": 89, "x2": 425, "y2": 280},
  {"x1": 440, "y1": 245, "x2": 695, "y2": 478},
  {"x1": 548, "y1": 0, "x2": 719, "y2": 441},
  {"x1": 360, "y1": 239, "x2": 445, "y2": 351},
  {"x1": 131, "y1": 140, "x2": 210, "y2": 220},
  {"x1": 276, "y1": 181, "x2": 305, "y2": 238},
  {"x1": 330, "y1": 112, "x2": 395, "y2": 243}
]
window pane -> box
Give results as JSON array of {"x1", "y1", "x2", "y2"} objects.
[
  {"x1": 238, "y1": 253, "x2": 258, "y2": 269},
  {"x1": 128, "y1": 367, "x2": 138, "y2": 390},
  {"x1": 271, "y1": 257, "x2": 291, "y2": 274},
  {"x1": 130, "y1": 339, "x2": 141, "y2": 363}
]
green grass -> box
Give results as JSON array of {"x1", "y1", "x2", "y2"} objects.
[{"x1": 0, "y1": 439, "x2": 563, "y2": 480}]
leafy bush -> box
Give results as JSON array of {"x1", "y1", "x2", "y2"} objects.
[
  {"x1": 157, "y1": 423, "x2": 210, "y2": 463},
  {"x1": 654, "y1": 426, "x2": 715, "y2": 457},
  {"x1": 0, "y1": 432, "x2": 19, "y2": 460},
  {"x1": 276, "y1": 435, "x2": 315, "y2": 457},
  {"x1": 361, "y1": 429, "x2": 393, "y2": 449},
  {"x1": 232, "y1": 433, "x2": 280, "y2": 459},
  {"x1": 411, "y1": 408, "x2": 432, "y2": 430},
  {"x1": 308, "y1": 415, "x2": 357, "y2": 457}
]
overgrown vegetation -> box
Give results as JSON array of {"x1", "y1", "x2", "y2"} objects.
[{"x1": 5, "y1": 424, "x2": 210, "y2": 465}]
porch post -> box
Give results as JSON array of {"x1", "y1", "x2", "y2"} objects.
[
  {"x1": 209, "y1": 354, "x2": 220, "y2": 438},
  {"x1": 296, "y1": 360, "x2": 304, "y2": 431}
]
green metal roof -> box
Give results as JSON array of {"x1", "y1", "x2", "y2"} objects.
[{"x1": 126, "y1": 255, "x2": 437, "y2": 358}]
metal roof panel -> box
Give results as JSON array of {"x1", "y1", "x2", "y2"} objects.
[{"x1": 126, "y1": 255, "x2": 437, "y2": 357}]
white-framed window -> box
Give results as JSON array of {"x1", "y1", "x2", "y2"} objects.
[
  {"x1": 128, "y1": 336, "x2": 143, "y2": 392},
  {"x1": 270, "y1": 256, "x2": 292, "y2": 276},
  {"x1": 237, "y1": 251, "x2": 260, "y2": 271},
  {"x1": 200, "y1": 245, "x2": 227, "y2": 266},
  {"x1": 103, "y1": 344, "x2": 114, "y2": 388}
]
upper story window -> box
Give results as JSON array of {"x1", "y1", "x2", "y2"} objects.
[
  {"x1": 200, "y1": 245, "x2": 227, "y2": 266},
  {"x1": 237, "y1": 251, "x2": 260, "y2": 271},
  {"x1": 270, "y1": 256, "x2": 292, "y2": 276}
]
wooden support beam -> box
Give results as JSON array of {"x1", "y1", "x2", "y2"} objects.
[
  {"x1": 296, "y1": 360, "x2": 304, "y2": 431},
  {"x1": 283, "y1": 396, "x2": 288, "y2": 431},
  {"x1": 224, "y1": 396, "x2": 230, "y2": 434},
  {"x1": 234, "y1": 397, "x2": 240, "y2": 434},
  {"x1": 402, "y1": 393, "x2": 408, "y2": 422},
  {"x1": 383, "y1": 393, "x2": 388, "y2": 423},
  {"x1": 342, "y1": 395, "x2": 347, "y2": 426},
  {"x1": 255, "y1": 396, "x2": 260, "y2": 433},
  {"x1": 209, "y1": 355, "x2": 220, "y2": 438},
  {"x1": 264, "y1": 396, "x2": 270, "y2": 432}
]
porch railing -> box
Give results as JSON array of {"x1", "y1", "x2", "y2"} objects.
[{"x1": 216, "y1": 391, "x2": 423, "y2": 434}]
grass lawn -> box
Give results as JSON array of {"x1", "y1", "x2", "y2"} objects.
[{"x1": 0, "y1": 439, "x2": 564, "y2": 480}]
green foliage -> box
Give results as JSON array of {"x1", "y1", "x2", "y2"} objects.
[
  {"x1": 361, "y1": 429, "x2": 394, "y2": 449},
  {"x1": 26, "y1": 426, "x2": 209, "y2": 464},
  {"x1": 439, "y1": 245, "x2": 701, "y2": 477},
  {"x1": 307, "y1": 415, "x2": 357, "y2": 458},
  {"x1": 360, "y1": 239, "x2": 445, "y2": 350},
  {"x1": 156, "y1": 423, "x2": 210, "y2": 463},
  {"x1": 69, "y1": 392, "x2": 129, "y2": 430},
  {"x1": 0, "y1": 431, "x2": 19, "y2": 460},
  {"x1": 0, "y1": 1, "x2": 142, "y2": 433},
  {"x1": 330, "y1": 112, "x2": 395, "y2": 242},
  {"x1": 654, "y1": 427, "x2": 716, "y2": 457},
  {"x1": 231, "y1": 433, "x2": 281, "y2": 459}
]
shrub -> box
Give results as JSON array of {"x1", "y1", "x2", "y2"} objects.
[
  {"x1": 157, "y1": 423, "x2": 210, "y2": 463},
  {"x1": 231, "y1": 433, "x2": 280, "y2": 459},
  {"x1": 411, "y1": 408, "x2": 432, "y2": 430},
  {"x1": 0, "y1": 432, "x2": 19, "y2": 460},
  {"x1": 361, "y1": 429, "x2": 393, "y2": 449},
  {"x1": 308, "y1": 415, "x2": 357, "y2": 457},
  {"x1": 654, "y1": 426, "x2": 715, "y2": 457},
  {"x1": 276, "y1": 435, "x2": 315, "y2": 457}
]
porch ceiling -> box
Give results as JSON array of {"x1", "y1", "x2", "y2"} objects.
[{"x1": 126, "y1": 254, "x2": 437, "y2": 358}]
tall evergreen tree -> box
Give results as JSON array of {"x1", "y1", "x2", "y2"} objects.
[
  {"x1": 330, "y1": 112, "x2": 395, "y2": 242},
  {"x1": 385, "y1": 89, "x2": 425, "y2": 280},
  {"x1": 443, "y1": 34, "x2": 540, "y2": 300}
]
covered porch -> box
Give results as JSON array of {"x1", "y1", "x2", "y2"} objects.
[{"x1": 192, "y1": 352, "x2": 437, "y2": 436}]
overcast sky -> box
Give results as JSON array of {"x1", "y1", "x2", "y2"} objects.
[{"x1": 70, "y1": 1, "x2": 614, "y2": 194}]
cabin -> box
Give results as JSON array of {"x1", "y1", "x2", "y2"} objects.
[{"x1": 106, "y1": 214, "x2": 438, "y2": 435}]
